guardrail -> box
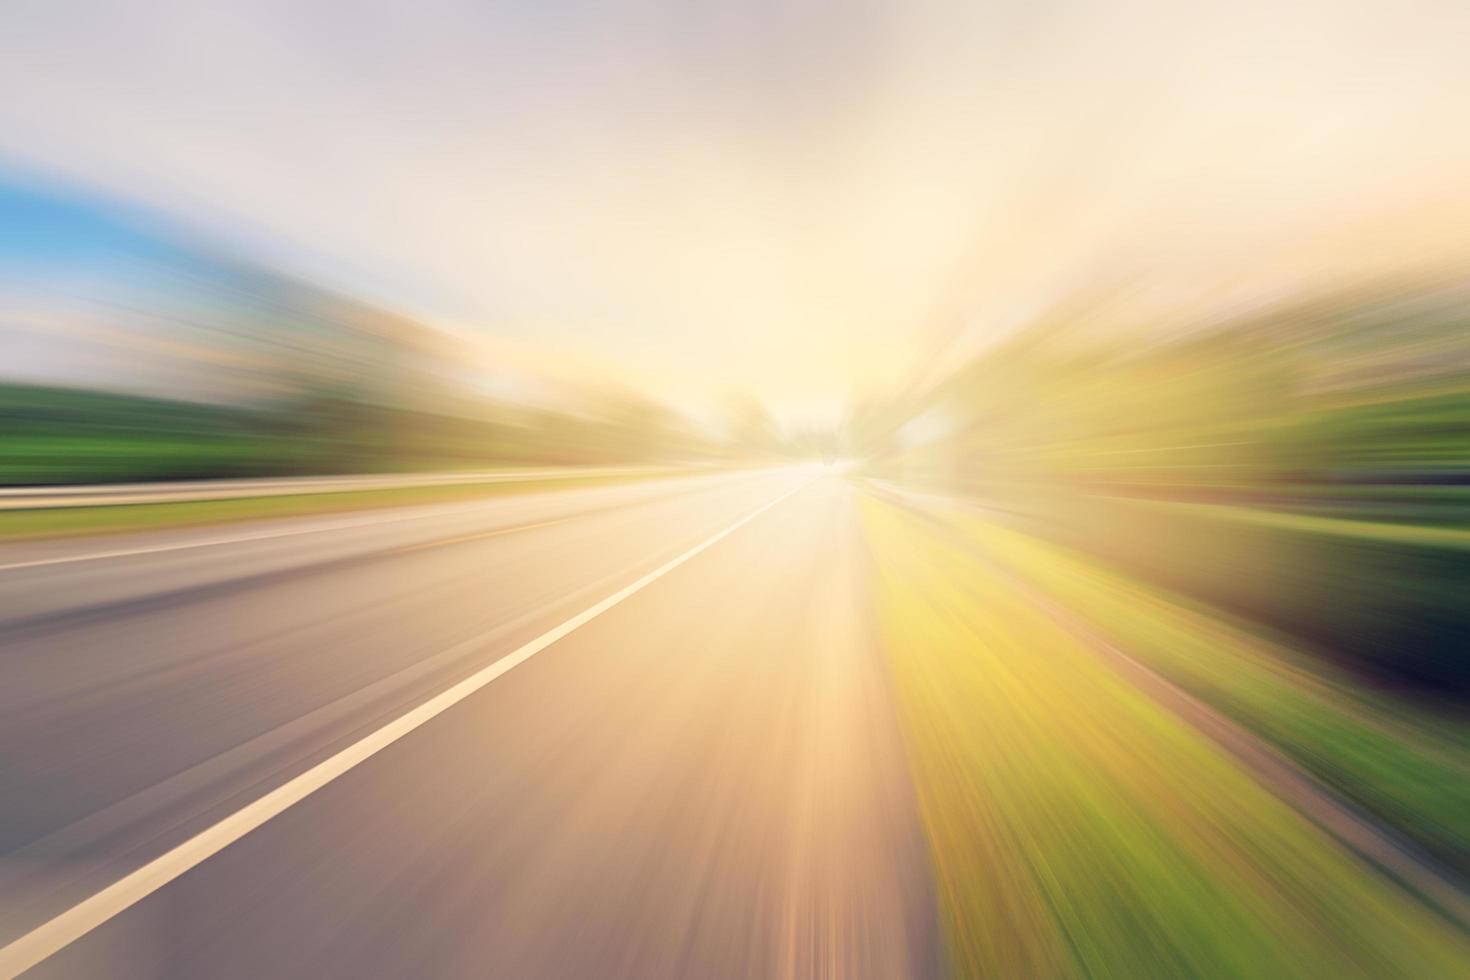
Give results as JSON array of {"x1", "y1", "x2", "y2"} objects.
[{"x1": 0, "y1": 466, "x2": 684, "y2": 510}]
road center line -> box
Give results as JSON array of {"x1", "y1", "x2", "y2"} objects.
[{"x1": 0, "y1": 480, "x2": 806, "y2": 979}]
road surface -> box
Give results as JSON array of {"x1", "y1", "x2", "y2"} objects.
[{"x1": 0, "y1": 469, "x2": 937, "y2": 979}]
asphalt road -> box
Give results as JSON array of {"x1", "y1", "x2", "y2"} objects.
[{"x1": 0, "y1": 469, "x2": 937, "y2": 979}]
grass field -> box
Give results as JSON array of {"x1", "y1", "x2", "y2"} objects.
[
  {"x1": 861, "y1": 497, "x2": 1470, "y2": 978},
  {"x1": 942, "y1": 507, "x2": 1470, "y2": 879}
]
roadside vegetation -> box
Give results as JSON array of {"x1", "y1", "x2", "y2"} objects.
[
  {"x1": 938, "y1": 505, "x2": 1470, "y2": 880},
  {"x1": 852, "y1": 279, "x2": 1470, "y2": 975},
  {"x1": 862, "y1": 278, "x2": 1470, "y2": 694},
  {"x1": 0, "y1": 384, "x2": 719, "y2": 486},
  {"x1": 862, "y1": 500, "x2": 1470, "y2": 978}
]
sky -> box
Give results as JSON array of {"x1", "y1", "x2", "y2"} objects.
[{"x1": 3, "y1": 0, "x2": 1470, "y2": 425}]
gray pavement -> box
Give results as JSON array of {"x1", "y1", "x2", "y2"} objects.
[{"x1": 0, "y1": 471, "x2": 936, "y2": 979}]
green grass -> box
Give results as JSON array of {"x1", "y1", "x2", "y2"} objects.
[
  {"x1": 861, "y1": 499, "x2": 1470, "y2": 978},
  {"x1": 948, "y1": 509, "x2": 1470, "y2": 878},
  {"x1": 0, "y1": 472, "x2": 668, "y2": 541}
]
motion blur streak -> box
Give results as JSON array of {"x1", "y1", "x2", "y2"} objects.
[
  {"x1": 863, "y1": 498, "x2": 1470, "y2": 977},
  {"x1": 0, "y1": 473, "x2": 807, "y2": 977},
  {"x1": 5, "y1": 0, "x2": 1470, "y2": 978},
  {"x1": 4, "y1": 475, "x2": 938, "y2": 979}
]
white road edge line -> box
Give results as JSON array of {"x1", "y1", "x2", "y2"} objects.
[{"x1": 0, "y1": 479, "x2": 807, "y2": 979}]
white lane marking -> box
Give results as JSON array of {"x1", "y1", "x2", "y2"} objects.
[
  {"x1": 0, "y1": 480, "x2": 806, "y2": 978},
  {"x1": 0, "y1": 473, "x2": 726, "y2": 573}
]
